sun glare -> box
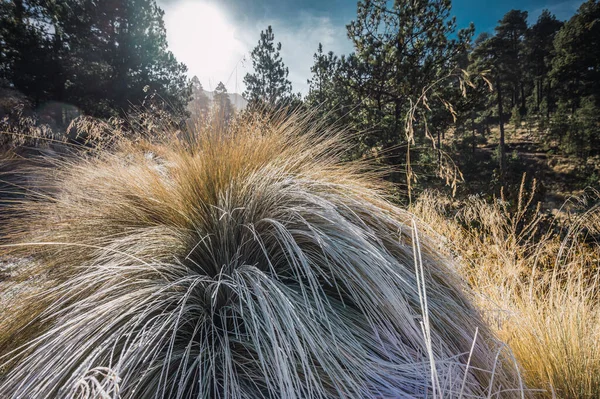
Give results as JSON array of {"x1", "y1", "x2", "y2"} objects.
[{"x1": 164, "y1": 1, "x2": 243, "y2": 90}]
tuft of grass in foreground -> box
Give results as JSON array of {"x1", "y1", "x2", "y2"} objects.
[
  {"x1": 0, "y1": 111, "x2": 524, "y2": 398},
  {"x1": 412, "y1": 178, "x2": 600, "y2": 398}
]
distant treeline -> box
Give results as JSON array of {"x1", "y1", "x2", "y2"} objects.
[{"x1": 300, "y1": 0, "x2": 600, "y2": 181}]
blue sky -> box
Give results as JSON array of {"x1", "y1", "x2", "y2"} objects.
[
  {"x1": 453, "y1": 0, "x2": 580, "y2": 31},
  {"x1": 157, "y1": 0, "x2": 582, "y2": 94}
]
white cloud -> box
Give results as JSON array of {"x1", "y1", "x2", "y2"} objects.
[
  {"x1": 160, "y1": 0, "x2": 249, "y2": 92},
  {"x1": 159, "y1": 0, "x2": 352, "y2": 95}
]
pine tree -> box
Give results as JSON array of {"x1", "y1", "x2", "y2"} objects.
[
  {"x1": 306, "y1": 44, "x2": 338, "y2": 106},
  {"x1": 305, "y1": 48, "x2": 361, "y2": 154},
  {"x1": 243, "y1": 26, "x2": 293, "y2": 109},
  {"x1": 189, "y1": 76, "x2": 210, "y2": 118},
  {"x1": 1, "y1": 0, "x2": 191, "y2": 118},
  {"x1": 345, "y1": 0, "x2": 474, "y2": 161},
  {"x1": 551, "y1": 0, "x2": 600, "y2": 110},
  {"x1": 524, "y1": 10, "x2": 563, "y2": 117},
  {"x1": 0, "y1": 0, "x2": 58, "y2": 104},
  {"x1": 470, "y1": 33, "x2": 511, "y2": 178},
  {"x1": 495, "y1": 10, "x2": 528, "y2": 113},
  {"x1": 213, "y1": 81, "x2": 234, "y2": 122},
  {"x1": 305, "y1": 44, "x2": 352, "y2": 124}
]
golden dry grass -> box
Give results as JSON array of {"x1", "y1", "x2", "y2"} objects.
[
  {"x1": 412, "y1": 178, "x2": 600, "y2": 398},
  {"x1": 0, "y1": 112, "x2": 523, "y2": 398}
]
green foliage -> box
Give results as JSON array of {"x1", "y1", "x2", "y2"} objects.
[
  {"x1": 344, "y1": 0, "x2": 473, "y2": 153},
  {"x1": 243, "y1": 25, "x2": 293, "y2": 110},
  {"x1": 0, "y1": 0, "x2": 58, "y2": 104},
  {"x1": 470, "y1": 30, "x2": 513, "y2": 176},
  {"x1": 305, "y1": 0, "x2": 475, "y2": 197},
  {"x1": 305, "y1": 44, "x2": 337, "y2": 107},
  {"x1": 459, "y1": 1, "x2": 598, "y2": 192},
  {"x1": 0, "y1": 0, "x2": 191, "y2": 118},
  {"x1": 525, "y1": 10, "x2": 563, "y2": 117},
  {"x1": 305, "y1": 44, "x2": 349, "y2": 124},
  {"x1": 510, "y1": 105, "x2": 522, "y2": 127},
  {"x1": 550, "y1": 97, "x2": 600, "y2": 157},
  {"x1": 3, "y1": 0, "x2": 598, "y2": 195},
  {"x1": 551, "y1": 0, "x2": 600, "y2": 109},
  {"x1": 495, "y1": 9, "x2": 529, "y2": 112},
  {"x1": 548, "y1": 101, "x2": 572, "y2": 148}
]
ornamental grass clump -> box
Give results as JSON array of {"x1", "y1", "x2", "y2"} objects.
[{"x1": 0, "y1": 112, "x2": 522, "y2": 398}]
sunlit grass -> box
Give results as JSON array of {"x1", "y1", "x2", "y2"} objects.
[
  {"x1": 0, "y1": 111, "x2": 522, "y2": 398},
  {"x1": 412, "y1": 179, "x2": 600, "y2": 398}
]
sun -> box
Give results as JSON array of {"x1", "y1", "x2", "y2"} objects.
[{"x1": 164, "y1": 1, "x2": 243, "y2": 90}]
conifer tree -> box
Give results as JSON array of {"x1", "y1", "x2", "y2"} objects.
[
  {"x1": 494, "y1": 10, "x2": 528, "y2": 113},
  {"x1": 524, "y1": 10, "x2": 563, "y2": 117},
  {"x1": 0, "y1": 0, "x2": 58, "y2": 104},
  {"x1": 213, "y1": 81, "x2": 234, "y2": 122},
  {"x1": 551, "y1": 0, "x2": 600, "y2": 109},
  {"x1": 243, "y1": 25, "x2": 293, "y2": 109},
  {"x1": 0, "y1": 0, "x2": 191, "y2": 117},
  {"x1": 190, "y1": 76, "x2": 210, "y2": 117},
  {"x1": 470, "y1": 33, "x2": 510, "y2": 178},
  {"x1": 345, "y1": 0, "x2": 474, "y2": 160}
]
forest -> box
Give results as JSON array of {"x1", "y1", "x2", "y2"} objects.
[
  {"x1": 2, "y1": 0, "x2": 599, "y2": 202},
  {"x1": 1, "y1": 0, "x2": 600, "y2": 398}
]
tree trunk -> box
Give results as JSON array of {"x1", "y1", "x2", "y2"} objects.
[
  {"x1": 546, "y1": 80, "x2": 552, "y2": 120},
  {"x1": 537, "y1": 77, "x2": 543, "y2": 110},
  {"x1": 496, "y1": 78, "x2": 506, "y2": 181},
  {"x1": 394, "y1": 99, "x2": 400, "y2": 137},
  {"x1": 472, "y1": 113, "x2": 476, "y2": 154},
  {"x1": 437, "y1": 130, "x2": 441, "y2": 166}
]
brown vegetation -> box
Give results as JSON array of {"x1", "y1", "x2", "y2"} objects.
[
  {"x1": 0, "y1": 113, "x2": 522, "y2": 397},
  {"x1": 412, "y1": 180, "x2": 600, "y2": 398}
]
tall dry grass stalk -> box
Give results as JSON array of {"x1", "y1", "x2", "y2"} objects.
[
  {"x1": 0, "y1": 112, "x2": 522, "y2": 398},
  {"x1": 412, "y1": 179, "x2": 600, "y2": 398}
]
